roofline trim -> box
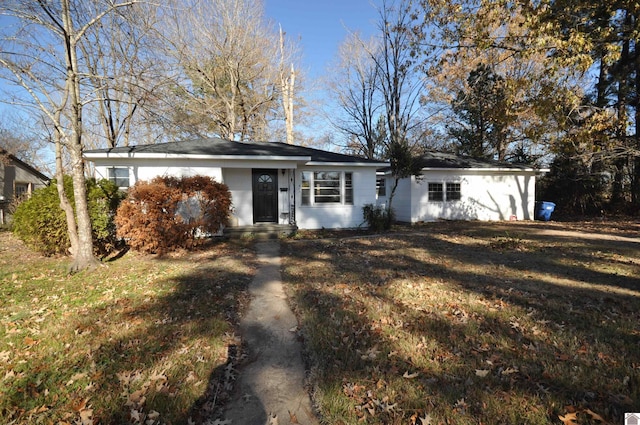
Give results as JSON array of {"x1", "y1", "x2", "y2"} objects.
[
  {"x1": 377, "y1": 167, "x2": 550, "y2": 174},
  {"x1": 420, "y1": 166, "x2": 544, "y2": 172},
  {"x1": 306, "y1": 161, "x2": 389, "y2": 167},
  {"x1": 84, "y1": 152, "x2": 313, "y2": 161}
]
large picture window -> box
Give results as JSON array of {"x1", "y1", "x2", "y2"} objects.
[
  {"x1": 301, "y1": 171, "x2": 353, "y2": 206},
  {"x1": 108, "y1": 167, "x2": 130, "y2": 188}
]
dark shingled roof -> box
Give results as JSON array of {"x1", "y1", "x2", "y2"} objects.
[
  {"x1": 84, "y1": 138, "x2": 386, "y2": 164},
  {"x1": 418, "y1": 151, "x2": 537, "y2": 170}
]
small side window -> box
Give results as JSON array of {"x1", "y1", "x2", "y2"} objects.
[
  {"x1": 446, "y1": 182, "x2": 461, "y2": 201},
  {"x1": 108, "y1": 167, "x2": 130, "y2": 188},
  {"x1": 14, "y1": 182, "x2": 29, "y2": 199},
  {"x1": 428, "y1": 183, "x2": 443, "y2": 201},
  {"x1": 376, "y1": 177, "x2": 386, "y2": 197}
]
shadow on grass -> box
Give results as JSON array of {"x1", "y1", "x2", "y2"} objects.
[
  {"x1": 0, "y1": 241, "x2": 258, "y2": 425},
  {"x1": 282, "y1": 221, "x2": 640, "y2": 424}
]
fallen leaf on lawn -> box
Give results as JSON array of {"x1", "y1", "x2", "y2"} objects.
[
  {"x1": 66, "y1": 372, "x2": 88, "y2": 386},
  {"x1": 585, "y1": 409, "x2": 605, "y2": 422},
  {"x1": 403, "y1": 371, "x2": 419, "y2": 379},
  {"x1": 289, "y1": 410, "x2": 300, "y2": 423},
  {"x1": 558, "y1": 412, "x2": 578, "y2": 425},
  {"x1": 79, "y1": 409, "x2": 93, "y2": 425},
  {"x1": 475, "y1": 369, "x2": 490, "y2": 378},
  {"x1": 72, "y1": 398, "x2": 90, "y2": 412},
  {"x1": 126, "y1": 390, "x2": 146, "y2": 408},
  {"x1": 28, "y1": 405, "x2": 48, "y2": 414},
  {"x1": 501, "y1": 367, "x2": 519, "y2": 375},
  {"x1": 419, "y1": 414, "x2": 432, "y2": 425}
]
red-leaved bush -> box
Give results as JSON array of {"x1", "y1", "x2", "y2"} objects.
[{"x1": 115, "y1": 176, "x2": 231, "y2": 254}]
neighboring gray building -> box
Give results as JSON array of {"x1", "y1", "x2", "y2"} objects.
[{"x1": 0, "y1": 149, "x2": 50, "y2": 225}]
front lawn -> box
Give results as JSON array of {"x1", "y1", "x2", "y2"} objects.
[
  {"x1": 282, "y1": 220, "x2": 640, "y2": 424},
  {"x1": 0, "y1": 231, "x2": 255, "y2": 425}
]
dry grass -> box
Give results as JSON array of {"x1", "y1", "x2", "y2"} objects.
[
  {"x1": 0, "y1": 231, "x2": 255, "y2": 425},
  {"x1": 282, "y1": 220, "x2": 640, "y2": 424}
]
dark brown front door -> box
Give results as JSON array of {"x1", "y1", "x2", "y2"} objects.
[{"x1": 252, "y1": 169, "x2": 278, "y2": 223}]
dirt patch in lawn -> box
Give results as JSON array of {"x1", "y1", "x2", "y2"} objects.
[{"x1": 282, "y1": 220, "x2": 640, "y2": 424}]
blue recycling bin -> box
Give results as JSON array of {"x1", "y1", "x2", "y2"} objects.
[{"x1": 535, "y1": 201, "x2": 555, "y2": 221}]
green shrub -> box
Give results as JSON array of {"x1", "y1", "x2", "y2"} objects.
[
  {"x1": 115, "y1": 176, "x2": 231, "y2": 254},
  {"x1": 362, "y1": 203, "x2": 394, "y2": 231},
  {"x1": 11, "y1": 176, "x2": 125, "y2": 256}
]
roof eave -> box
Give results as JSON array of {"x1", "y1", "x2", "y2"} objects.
[
  {"x1": 306, "y1": 161, "x2": 388, "y2": 167},
  {"x1": 84, "y1": 152, "x2": 313, "y2": 162},
  {"x1": 420, "y1": 166, "x2": 540, "y2": 172}
]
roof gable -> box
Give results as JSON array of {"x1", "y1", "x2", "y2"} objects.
[{"x1": 0, "y1": 148, "x2": 50, "y2": 181}]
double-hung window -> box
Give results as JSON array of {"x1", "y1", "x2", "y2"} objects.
[
  {"x1": 428, "y1": 183, "x2": 444, "y2": 201},
  {"x1": 428, "y1": 182, "x2": 461, "y2": 202},
  {"x1": 107, "y1": 167, "x2": 130, "y2": 189},
  {"x1": 14, "y1": 183, "x2": 30, "y2": 199},
  {"x1": 301, "y1": 171, "x2": 353, "y2": 206},
  {"x1": 446, "y1": 182, "x2": 461, "y2": 201}
]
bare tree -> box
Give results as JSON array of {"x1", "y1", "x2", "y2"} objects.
[
  {"x1": 328, "y1": 32, "x2": 386, "y2": 159},
  {"x1": 279, "y1": 25, "x2": 296, "y2": 144},
  {"x1": 0, "y1": 114, "x2": 51, "y2": 171},
  {"x1": 80, "y1": 1, "x2": 165, "y2": 148},
  {"x1": 158, "y1": 0, "x2": 291, "y2": 141},
  {"x1": 372, "y1": 0, "x2": 425, "y2": 211},
  {"x1": 0, "y1": 0, "x2": 141, "y2": 272}
]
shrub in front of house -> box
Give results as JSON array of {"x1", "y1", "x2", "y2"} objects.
[
  {"x1": 115, "y1": 176, "x2": 231, "y2": 254},
  {"x1": 11, "y1": 176, "x2": 125, "y2": 256},
  {"x1": 362, "y1": 203, "x2": 394, "y2": 231}
]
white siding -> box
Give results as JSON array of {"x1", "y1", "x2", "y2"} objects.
[
  {"x1": 91, "y1": 157, "x2": 382, "y2": 230},
  {"x1": 390, "y1": 177, "x2": 413, "y2": 222},
  {"x1": 296, "y1": 166, "x2": 377, "y2": 229},
  {"x1": 411, "y1": 170, "x2": 537, "y2": 222},
  {"x1": 222, "y1": 168, "x2": 253, "y2": 226},
  {"x1": 93, "y1": 158, "x2": 223, "y2": 185}
]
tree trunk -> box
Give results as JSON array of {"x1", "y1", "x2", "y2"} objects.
[
  {"x1": 280, "y1": 27, "x2": 295, "y2": 145},
  {"x1": 54, "y1": 129, "x2": 79, "y2": 257},
  {"x1": 61, "y1": 0, "x2": 99, "y2": 272}
]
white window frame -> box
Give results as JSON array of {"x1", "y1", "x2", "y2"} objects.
[
  {"x1": 107, "y1": 167, "x2": 130, "y2": 189},
  {"x1": 428, "y1": 181, "x2": 461, "y2": 202},
  {"x1": 301, "y1": 171, "x2": 353, "y2": 206},
  {"x1": 428, "y1": 182, "x2": 444, "y2": 202},
  {"x1": 446, "y1": 182, "x2": 461, "y2": 201}
]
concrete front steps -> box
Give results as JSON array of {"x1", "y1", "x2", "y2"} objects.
[{"x1": 223, "y1": 224, "x2": 298, "y2": 239}]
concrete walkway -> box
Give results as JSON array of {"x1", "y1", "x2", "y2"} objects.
[{"x1": 223, "y1": 240, "x2": 319, "y2": 425}]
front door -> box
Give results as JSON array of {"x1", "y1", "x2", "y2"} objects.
[{"x1": 252, "y1": 169, "x2": 278, "y2": 223}]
